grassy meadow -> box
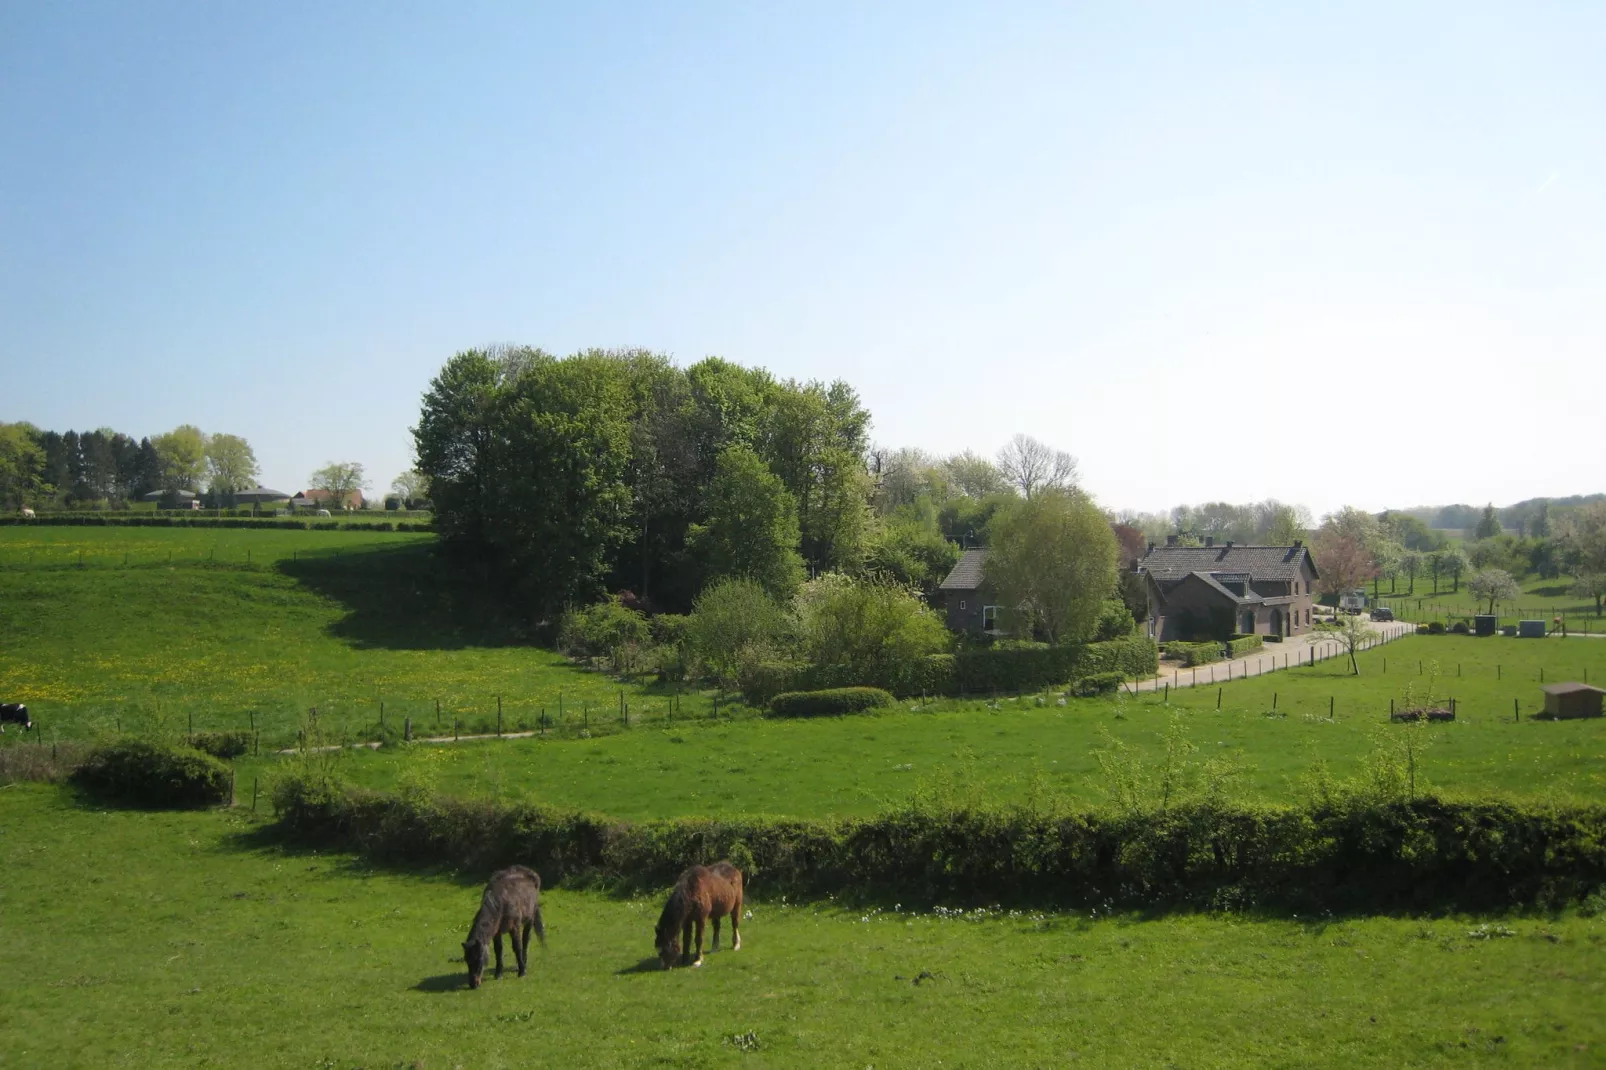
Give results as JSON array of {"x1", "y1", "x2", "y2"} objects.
[
  {"x1": 229, "y1": 633, "x2": 1606, "y2": 821},
  {"x1": 7, "y1": 524, "x2": 1606, "y2": 1068},
  {"x1": 4, "y1": 784, "x2": 1604, "y2": 1070},
  {"x1": 0, "y1": 526, "x2": 684, "y2": 747},
  {"x1": 1372, "y1": 573, "x2": 1606, "y2": 634}
]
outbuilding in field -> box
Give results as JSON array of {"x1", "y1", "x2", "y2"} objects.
[{"x1": 1538, "y1": 682, "x2": 1605, "y2": 720}]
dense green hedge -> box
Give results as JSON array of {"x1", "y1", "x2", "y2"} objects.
[
  {"x1": 191, "y1": 730, "x2": 252, "y2": 759},
  {"x1": 1227, "y1": 634, "x2": 1264, "y2": 657},
  {"x1": 269, "y1": 775, "x2": 1606, "y2": 913},
  {"x1": 0, "y1": 515, "x2": 431, "y2": 531},
  {"x1": 1163, "y1": 641, "x2": 1222, "y2": 666},
  {"x1": 1071, "y1": 672, "x2": 1124, "y2": 697},
  {"x1": 71, "y1": 739, "x2": 232, "y2": 808},
  {"x1": 761, "y1": 637, "x2": 1158, "y2": 700},
  {"x1": 769, "y1": 687, "x2": 894, "y2": 717}
]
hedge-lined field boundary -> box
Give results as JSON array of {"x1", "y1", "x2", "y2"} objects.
[
  {"x1": 0, "y1": 515, "x2": 432, "y2": 532},
  {"x1": 269, "y1": 774, "x2": 1606, "y2": 913}
]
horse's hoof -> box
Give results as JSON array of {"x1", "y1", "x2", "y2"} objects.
[{"x1": 692, "y1": 958, "x2": 704, "y2": 968}]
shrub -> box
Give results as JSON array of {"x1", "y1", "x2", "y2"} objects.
[
  {"x1": 1093, "y1": 599, "x2": 1136, "y2": 642},
  {"x1": 1427, "y1": 621, "x2": 1446, "y2": 635},
  {"x1": 71, "y1": 739, "x2": 231, "y2": 808},
  {"x1": 1071, "y1": 671, "x2": 1124, "y2": 697},
  {"x1": 1451, "y1": 621, "x2": 1470, "y2": 634},
  {"x1": 1163, "y1": 641, "x2": 1222, "y2": 667},
  {"x1": 561, "y1": 597, "x2": 652, "y2": 672},
  {"x1": 769, "y1": 687, "x2": 894, "y2": 717},
  {"x1": 687, "y1": 578, "x2": 795, "y2": 688},
  {"x1": 191, "y1": 730, "x2": 252, "y2": 759},
  {"x1": 1227, "y1": 634, "x2": 1263, "y2": 657}
]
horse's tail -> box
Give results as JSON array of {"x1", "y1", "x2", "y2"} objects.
[{"x1": 532, "y1": 901, "x2": 546, "y2": 948}]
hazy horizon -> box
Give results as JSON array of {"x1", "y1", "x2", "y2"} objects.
[{"x1": 4, "y1": 3, "x2": 1601, "y2": 519}]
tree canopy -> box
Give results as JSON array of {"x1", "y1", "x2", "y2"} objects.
[{"x1": 983, "y1": 488, "x2": 1118, "y2": 644}]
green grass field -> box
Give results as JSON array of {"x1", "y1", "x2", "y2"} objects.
[
  {"x1": 224, "y1": 633, "x2": 1606, "y2": 820},
  {"x1": 0, "y1": 527, "x2": 685, "y2": 747},
  {"x1": 1371, "y1": 574, "x2": 1606, "y2": 634},
  {"x1": 3, "y1": 783, "x2": 1603, "y2": 1069}
]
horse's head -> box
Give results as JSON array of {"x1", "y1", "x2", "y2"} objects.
[
  {"x1": 655, "y1": 919, "x2": 680, "y2": 970},
  {"x1": 463, "y1": 939, "x2": 487, "y2": 989}
]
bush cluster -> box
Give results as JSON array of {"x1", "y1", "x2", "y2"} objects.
[
  {"x1": 190, "y1": 730, "x2": 252, "y2": 759},
  {"x1": 756, "y1": 637, "x2": 1158, "y2": 700},
  {"x1": 269, "y1": 775, "x2": 1606, "y2": 913},
  {"x1": 769, "y1": 687, "x2": 894, "y2": 717},
  {"x1": 70, "y1": 739, "x2": 231, "y2": 808},
  {"x1": 1070, "y1": 671, "x2": 1124, "y2": 697},
  {"x1": 1227, "y1": 634, "x2": 1264, "y2": 657},
  {"x1": 1163, "y1": 641, "x2": 1222, "y2": 666}
]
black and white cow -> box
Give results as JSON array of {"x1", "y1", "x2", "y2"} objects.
[{"x1": 0, "y1": 703, "x2": 32, "y2": 732}]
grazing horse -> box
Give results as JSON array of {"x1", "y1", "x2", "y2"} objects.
[
  {"x1": 462, "y1": 865, "x2": 545, "y2": 989},
  {"x1": 655, "y1": 862, "x2": 743, "y2": 969},
  {"x1": 0, "y1": 704, "x2": 31, "y2": 733}
]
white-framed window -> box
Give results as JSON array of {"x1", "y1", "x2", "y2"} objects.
[
  {"x1": 982, "y1": 605, "x2": 998, "y2": 631},
  {"x1": 959, "y1": 600, "x2": 966, "y2": 610}
]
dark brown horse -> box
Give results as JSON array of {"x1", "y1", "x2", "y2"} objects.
[
  {"x1": 655, "y1": 862, "x2": 743, "y2": 969},
  {"x1": 463, "y1": 865, "x2": 545, "y2": 989}
]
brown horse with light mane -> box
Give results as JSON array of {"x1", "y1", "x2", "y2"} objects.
[
  {"x1": 463, "y1": 865, "x2": 545, "y2": 989},
  {"x1": 655, "y1": 862, "x2": 743, "y2": 969}
]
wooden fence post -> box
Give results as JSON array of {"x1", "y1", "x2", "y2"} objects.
[{"x1": 1216, "y1": 688, "x2": 1222, "y2": 710}]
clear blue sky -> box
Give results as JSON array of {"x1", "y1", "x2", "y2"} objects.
[{"x1": 2, "y1": 2, "x2": 1601, "y2": 516}]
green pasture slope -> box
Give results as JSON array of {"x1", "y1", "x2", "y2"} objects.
[
  {"x1": 3, "y1": 784, "x2": 1603, "y2": 1069},
  {"x1": 1372, "y1": 574, "x2": 1606, "y2": 634},
  {"x1": 237, "y1": 633, "x2": 1606, "y2": 819},
  {"x1": 0, "y1": 526, "x2": 683, "y2": 746}
]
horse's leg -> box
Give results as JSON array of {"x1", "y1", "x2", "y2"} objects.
[
  {"x1": 692, "y1": 917, "x2": 706, "y2": 966},
  {"x1": 520, "y1": 922, "x2": 532, "y2": 975},
  {"x1": 493, "y1": 932, "x2": 505, "y2": 979},
  {"x1": 681, "y1": 919, "x2": 693, "y2": 966},
  {"x1": 732, "y1": 895, "x2": 742, "y2": 951},
  {"x1": 711, "y1": 914, "x2": 721, "y2": 952},
  {"x1": 514, "y1": 923, "x2": 528, "y2": 977}
]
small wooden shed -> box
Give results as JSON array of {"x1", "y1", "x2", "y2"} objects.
[{"x1": 1539, "y1": 683, "x2": 1606, "y2": 720}]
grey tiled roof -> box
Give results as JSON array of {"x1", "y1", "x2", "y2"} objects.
[
  {"x1": 1139, "y1": 544, "x2": 1318, "y2": 582},
  {"x1": 939, "y1": 548, "x2": 989, "y2": 590}
]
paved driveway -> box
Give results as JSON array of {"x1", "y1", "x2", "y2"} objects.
[{"x1": 1132, "y1": 618, "x2": 1415, "y2": 692}]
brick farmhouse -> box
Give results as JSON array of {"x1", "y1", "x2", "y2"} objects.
[{"x1": 1137, "y1": 538, "x2": 1319, "y2": 642}]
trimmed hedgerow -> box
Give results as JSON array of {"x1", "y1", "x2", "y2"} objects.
[
  {"x1": 1227, "y1": 634, "x2": 1264, "y2": 657},
  {"x1": 1163, "y1": 641, "x2": 1222, "y2": 667},
  {"x1": 190, "y1": 730, "x2": 252, "y2": 760},
  {"x1": 71, "y1": 739, "x2": 231, "y2": 808},
  {"x1": 268, "y1": 775, "x2": 1606, "y2": 913},
  {"x1": 770, "y1": 687, "x2": 894, "y2": 717},
  {"x1": 0, "y1": 515, "x2": 432, "y2": 531}
]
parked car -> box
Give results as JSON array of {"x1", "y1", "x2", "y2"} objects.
[{"x1": 1370, "y1": 606, "x2": 1395, "y2": 622}]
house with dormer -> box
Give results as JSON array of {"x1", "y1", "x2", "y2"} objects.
[{"x1": 1137, "y1": 538, "x2": 1320, "y2": 641}]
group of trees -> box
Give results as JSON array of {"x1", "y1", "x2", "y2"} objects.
[
  {"x1": 0, "y1": 422, "x2": 263, "y2": 509},
  {"x1": 415, "y1": 346, "x2": 1133, "y2": 669}
]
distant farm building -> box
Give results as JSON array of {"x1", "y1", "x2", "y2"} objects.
[
  {"x1": 1539, "y1": 683, "x2": 1605, "y2": 720},
  {"x1": 1137, "y1": 539, "x2": 1320, "y2": 642},
  {"x1": 938, "y1": 548, "x2": 997, "y2": 636},
  {"x1": 292, "y1": 488, "x2": 364, "y2": 511}
]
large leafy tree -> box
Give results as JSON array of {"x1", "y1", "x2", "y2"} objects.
[
  {"x1": 1557, "y1": 502, "x2": 1606, "y2": 616},
  {"x1": 309, "y1": 462, "x2": 368, "y2": 507},
  {"x1": 793, "y1": 572, "x2": 949, "y2": 680},
  {"x1": 151, "y1": 425, "x2": 208, "y2": 493},
  {"x1": 984, "y1": 488, "x2": 1118, "y2": 644},
  {"x1": 205, "y1": 434, "x2": 259, "y2": 497},
  {"x1": 686, "y1": 446, "x2": 804, "y2": 598},
  {"x1": 0, "y1": 423, "x2": 50, "y2": 510}
]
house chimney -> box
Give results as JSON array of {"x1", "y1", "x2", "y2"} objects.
[
  {"x1": 1146, "y1": 542, "x2": 1155, "y2": 554},
  {"x1": 1225, "y1": 540, "x2": 1234, "y2": 549},
  {"x1": 1293, "y1": 539, "x2": 1303, "y2": 548},
  {"x1": 1204, "y1": 536, "x2": 1214, "y2": 547},
  {"x1": 1165, "y1": 535, "x2": 1179, "y2": 547}
]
